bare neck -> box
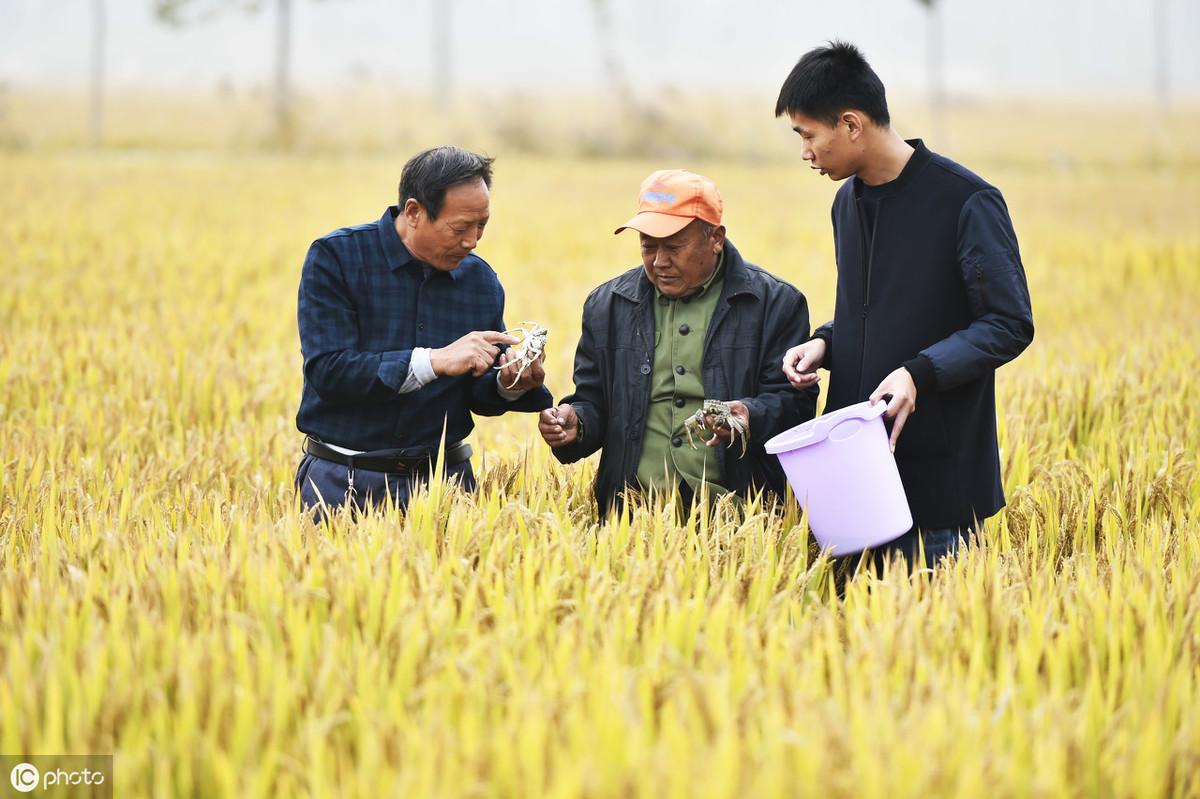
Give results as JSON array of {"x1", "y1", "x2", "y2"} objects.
[
  {"x1": 395, "y1": 215, "x2": 430, "y2": 265},
  {"x1": 855, "y1": 130, "x2": 915, "y2": 187},
  {"x1": 395, "y1": 215, "x2": 414, "y2": 251}
]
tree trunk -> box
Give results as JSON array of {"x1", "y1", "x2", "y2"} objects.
[
  {"x1": 589, "y1": 0, "x2": 638, "y2": 118},
  {"x1": 925, "y1": 0, "x2": 945, "y2": 146},
  {"x1": 433, "y1": 0, "x2": 452, "y2": 111},
  {"x1": 90, "y1": 0, "x2": 105, "y2": 147},
  {"x1": 274, "y1": 0, "x2": 293, "y2": 147},
  {"x1": 1153, "y1": 0, "x2": 1169, "y2": 110}
]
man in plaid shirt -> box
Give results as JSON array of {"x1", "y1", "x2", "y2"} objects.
[{"x1": 295, "y1": 146, "x2": 552, "y2": 515}]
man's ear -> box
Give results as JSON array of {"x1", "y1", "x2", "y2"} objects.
[
  {"x1": 402, "y1": 198, "x2": 424, "y2": 226},
  {"x1": 710, "y1": 224, "x2": 727, "y2": 254},
  {"x1": 842, "y1": 111, "x2": 866, "y2": 140}
]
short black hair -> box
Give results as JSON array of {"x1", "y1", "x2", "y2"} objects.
[
  {"x1": 774, "y1": 40, "x2": 890, "y2": 128},
  {"x1": 399, "y1": 145, "x2": 495, "y2": 220}
]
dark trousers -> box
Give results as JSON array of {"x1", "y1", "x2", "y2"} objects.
[
  {"x1": 294, "y1": 454, "x2": 476, "y2": 518},
  {"x1": 835, "y1": 524, "x2": 972, "y2": 584}
]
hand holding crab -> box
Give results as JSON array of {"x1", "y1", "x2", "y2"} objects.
[
  {"x1": 496, "y1": 322, "x2": 548, "y2": 391},
  {"x1": 431, "y1": 330, "x2": 520, "y2": 377},
  {"x1": 683, "y1": 399, "x2": 751, "y2": 458},
  {"x1": 497, "y1": 348, "x2": 545, "y2": 392}
]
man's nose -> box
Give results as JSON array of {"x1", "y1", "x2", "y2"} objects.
[
  {"x1": 461, "y1": 231, "x2": 478, "y2": 249},
  {"x1": 652, "y1": 248, "x2": 669, "y2": 268}
]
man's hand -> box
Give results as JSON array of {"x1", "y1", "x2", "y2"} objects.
[
  {"x1": 538, "y1": 404, "x2": 579, "y2": 448},
  {"x1": 702, "y1": 400, "x2": 751, "y2": 448},
  {"x1": 497, "y1": 349, "x2": 546, "y2": 393},
  {"x1": 869, "y1": 367, "x2": 917, "y2": 452},
  {"x1": 782, "y1": 338, "x2": 826, "y2": 389},
  {"x1": 430, "y1": 331, "x2": 519, "y2": 377}
]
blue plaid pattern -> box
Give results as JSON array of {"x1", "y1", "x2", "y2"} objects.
[{"x1": 296, "y1": 206, "x2": 551, "y2": 454}]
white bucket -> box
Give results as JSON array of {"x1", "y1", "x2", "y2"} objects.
[{"x1": 765, "y1": 400, "x2": 912, "y2": 555}]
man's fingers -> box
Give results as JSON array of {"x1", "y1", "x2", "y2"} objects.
[
  {"x1": 528, "y1": 358, "x2": 546, "y2": 383},
  {"x1": 480, "y1": 331, "x2": 521, "y2": 345},
  {"x1": 782, "y1": 351, "x2": 800, "y2": 380},
  {"x1": 549, "y1": 405, "x2": 576, "y2": 447},
  {"x1": 538, "y1": 408, "x2": 569, "y2": 447},
  {"x1": 703, "y1": 415, "x2": 732, "y2": 446},
  {"x1": 881, "y1": 392, "x2": 902, "y2": 418},
  {"x1": 889, "y1": 405, "x2": 912, "y2": 452},
  {"x1": 782, "y1": 349, "x2": 809, "y2": 379},
  {"x1": 784, "y1": 347, "x2": 823, "y2": 390}
]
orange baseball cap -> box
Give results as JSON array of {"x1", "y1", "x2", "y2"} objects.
[{"x1": 614, "y1": 169, "x2": 724, "y2": 238}]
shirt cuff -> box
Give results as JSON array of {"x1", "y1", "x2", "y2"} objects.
[
  {"x1": 496, "y1": 370, "x2": 529, "y2": 401},
  {"x1": 400, "y1": 347, "x2": 437, "y2": 394},
  {"x1": 901, "y1": 354, "x2": 938, "y2": 398},
  {"x1": 808, "y1": 328, "x2": 833, "y2": 369}
]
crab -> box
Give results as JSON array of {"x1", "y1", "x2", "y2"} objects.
[
  {"x1": 683, "y1": 399, "x2": 748, "y2": 458},
  {"x1": 496, "y1": 322, "x2": 548, "y2": 389}
]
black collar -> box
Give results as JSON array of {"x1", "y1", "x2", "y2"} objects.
[
  {"x1": 851, "y1": 138, "x2": 932, "y2": 198},
  {"x1": 377, "y1": 206, "x2": 461, "y2": 280}
]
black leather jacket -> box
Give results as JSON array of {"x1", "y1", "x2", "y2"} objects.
[{"x1": 554, "y1": 239, "x2": 819, "y2": 511}]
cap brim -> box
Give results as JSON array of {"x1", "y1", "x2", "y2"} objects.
[{"x1": 613, "y1": 212, "x2": 695, "y2": 238}]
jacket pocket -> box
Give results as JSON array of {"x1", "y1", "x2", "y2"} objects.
[
  {"x1": 717, "y1": 343, "x2": 758, "y2": 396},
  {"x1": 963, "y1": 259, "x2": 987, "y2": 318}
]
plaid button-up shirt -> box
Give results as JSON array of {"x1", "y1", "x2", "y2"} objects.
[{"x1": 296, "y1": 206, "x2": 551, "y2": 454}]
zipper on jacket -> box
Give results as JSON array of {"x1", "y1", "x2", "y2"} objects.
[
  {"x1": 629, "y1": 312, "x2": 652, "y2": 476},
  {"x1": 853, "y1": 196, "x2": 881, "y2": 396}
]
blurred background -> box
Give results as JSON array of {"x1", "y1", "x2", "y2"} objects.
[
  {"x1": 2, "y1": 0, "x2": 1198, "y2": 159},
  {"x1": 4, "y1": 8, "x2": 1200, "y2": 796},
  {"x1": 1, "y1": 0, "x2": 1198, "y2": 463}
]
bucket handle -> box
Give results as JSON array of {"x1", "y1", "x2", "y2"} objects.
[{"x1": 803, "y1": 399, "x2": 887, "y2": 445}]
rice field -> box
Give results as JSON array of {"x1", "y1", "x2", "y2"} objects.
[{"x1": 1, "y1": 108, "x2": 1199, "y2": 796}]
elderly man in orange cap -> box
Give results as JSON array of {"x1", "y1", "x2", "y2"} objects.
[{"x1": 539, "y1": 169, "x2": 819, "y2": 510}]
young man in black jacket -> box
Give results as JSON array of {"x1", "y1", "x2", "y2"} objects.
[{"x1": 777, "y1": 41, "x2": 1034, "y2": 570}]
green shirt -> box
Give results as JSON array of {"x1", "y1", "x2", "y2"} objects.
[{"x1": 635, "y1": 253, "x2": 727, "y2": 495}]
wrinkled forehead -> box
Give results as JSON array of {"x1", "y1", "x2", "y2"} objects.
[{"x1": 440, "y1": 179, "x2": 491, "y2": 217}]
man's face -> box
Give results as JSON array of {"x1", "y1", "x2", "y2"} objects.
[
  {"x1": 404, "y1": 179, "x2": 491, "y2": 271},
  {"x1": 789, "y1": 111, "x2": 857, "y2": 181},
  {"x1": 639, "y1": 221, "x2": 725, "y2": 298}
]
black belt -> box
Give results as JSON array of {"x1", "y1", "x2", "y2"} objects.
[{"x1": 303, "y1": 436, "x2": 472, "y2": 475}]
